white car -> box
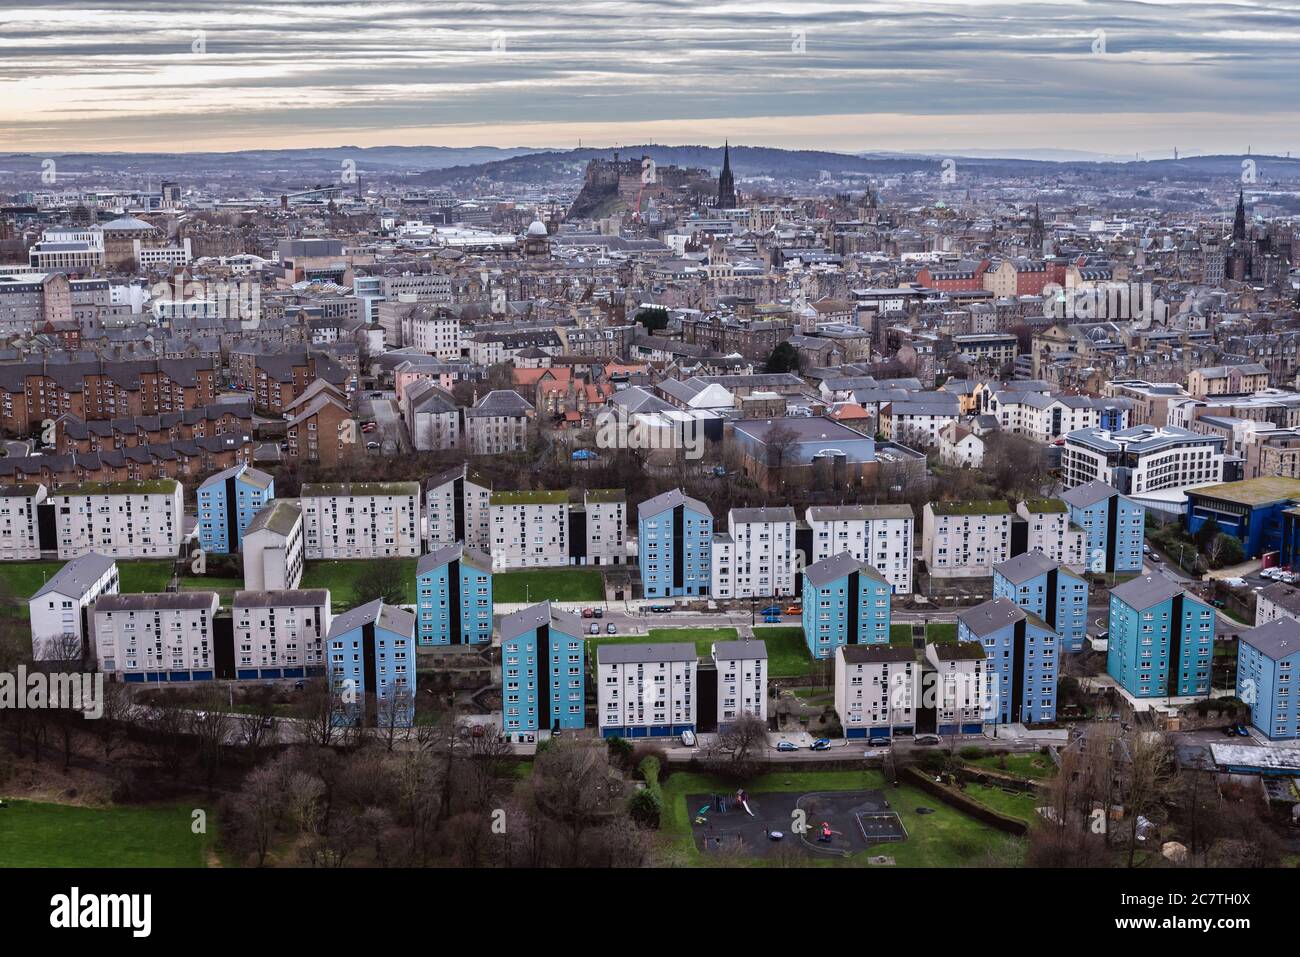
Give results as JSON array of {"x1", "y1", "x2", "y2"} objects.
[{"x1": 680, "y1": 730, "x2": 696, "y2": 747}]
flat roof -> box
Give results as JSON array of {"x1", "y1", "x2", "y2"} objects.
[
  {"x1": 1187, "y1": 476, "x2": 1300, "y2": 508},
  {"x1": 598, "y1": 642, "x2": 697, "y2": 665}
]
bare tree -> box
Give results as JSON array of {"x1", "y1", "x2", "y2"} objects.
[{"x1": 707, "y1": 712, "x2": 768, "y2": 782}]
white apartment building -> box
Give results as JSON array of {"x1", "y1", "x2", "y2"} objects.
[
  {"x1": 989, "y1": 391, "x2": 1105, "y2": 443},
  {"x1": 597, "y1": 642, "x2": 698, "y2": 737},
  {"x1": 834, "y1": 644, "x2": 919, "y2": 739},
  {"x1": 711, "y1": 507, "x2": 797, "y2": 599},
  {"x1": 299, "y1": 482, "x2": 422, "y2": 559},
  {"x1": 581, "y1": 490, "x2": 626, "y2": 566},
  {"x1": 806, "y1": 504, "x2": 914, "y2": 594},
  {"x1": 489, "y1": 491, "x2": 568, "y2": 569},
  {"x1": 463, "y1": 390, "x2": 534, "y2": 455},
  {"x1": 464, "y1": 472, "x2": 494, "y2": 549},
  {"x1": 713, "y1": 639, "x2": 768, "y2": 730},
  {"x1": 924, "y1": 642, "x2": 991, "y2": 732},
  {"x1": 94, "y1": 592, "x2": 221, "y2": 680},
  {"x1": 921, "y1": 501, "x2": 1014, "y2": 578},
  {"x1": 425, "y1": 467, "x2": 462, "y2": 550},
  {"x1": 241, "y1": 499, "x2": 304, "y2": 591},
  {"x1": 0, "y1": 483, "x2": 46, "y2": 560},
  {"x1": 399, "y1": 304, "x2": 461, "y2": 359},
  {"x1": 28, "y1": 552, "x2": 118, "y2": 660},
  {"x1": 1060, "y1": 425, "x2": 1225, "y2": 496},
  {"x1": 1255, "y1": 582, "x2": 1300, "y2": 627},
  {"x1": 1016, "y1": 500, "x2": 1087, "y2": 571},
  {"x1": 51, "y1": 479, "x2": 184, "y2": 559},
  {"x1": 233, "y1": 589, "x2": 332, "y2": 678}
]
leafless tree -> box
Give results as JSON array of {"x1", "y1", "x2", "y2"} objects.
[{"x1": 707, "y1": 712, "x2": 768, "y2": 782}]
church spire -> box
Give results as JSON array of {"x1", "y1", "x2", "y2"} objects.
[
  {"x1": 717, "y1": 141, "x2": 736, "y2": 209},
  {"x1": 1233, "y1": 187, "x2": 1247, "y2": 241}
]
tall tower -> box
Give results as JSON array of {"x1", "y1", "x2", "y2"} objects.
[
  {"x1": 1232, "y1": 187, "x2": 1247, "y2": 241},
  {"x1": 717, "y1": 141, "x2": 737, "y2": 209}
]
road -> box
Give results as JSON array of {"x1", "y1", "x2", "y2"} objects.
[{"x1": 361, "y1": 394, "x2": 410, "y2": 456}]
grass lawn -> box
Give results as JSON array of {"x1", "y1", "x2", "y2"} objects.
[
  {"x1": 0, "y1": 799, "x2": 215, "y2": 867},
  {"x1": 967, "y1": 752, "x2": 1056, "y2": 780},
  {"x1": 750, "y1": 626, "x2": 815, "y2": 677},
  {"x1": 301, "y1": 558, "x2": 418, "y2": 608},
  {"x1": 589, "y1": 627, "x2": 738, "y2": 667},
  {"x1": 179, "y1": 576, "x2": 246, "y2": 604},
  {"x1": 0, "y1": 559, "x2": 173, "y2": 602},
  {"x1": 890, "y1": 622, "x2": 958, "y2": 646},
  {"x1": 493, "y1": 568, "x2": 604, "y2": 603},
  {"x1": 660, "y1": 769, "x2": 1024, "y2": 867},
  {"x1": 962, "y1": 783, "x2": 1039, "y2": 824}
]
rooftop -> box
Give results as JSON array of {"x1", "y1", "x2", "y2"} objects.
[{"x1": 1186, "y1": 476, "x2": 1300, "y2": 508}]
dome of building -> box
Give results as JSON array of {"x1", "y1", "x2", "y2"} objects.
[{"x1": 526, "y1": 220, "x2": 549, "y2": 238}]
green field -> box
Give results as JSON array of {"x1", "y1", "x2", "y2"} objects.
[
  {"x1": 890, "y1": 622, "x2": 959, "y2": 646},
  {"x1": 0, "y1": 799, "x2": 215, "y2": 867},
  {"x1": 749, "y1": 626, "x2": 816, "y2": 677},
  {"x1": 179, "y1": 576, "x2": 246, "y2": 604},
  {"x1": 962, "y1": 783, "x2": 1040, "y2": 823},
  {"x1": 967, "y1": 752, "x2": 1056, "y2": 780},
  {"x1": 0, "y1": 559, "x2": 173, "y2": 602},
  {"x1": 493, "y1": 568, "x2": 604, "y2": 603},
  {"x1": 589, "y1": 627, "x2": 739, "y2": 667},
  {"x1": 660, "y1": 769, "x2": 1024, "y2": 867},
  {"x1": 300, "y1": 558, "x2": 419, "y2": 607}
]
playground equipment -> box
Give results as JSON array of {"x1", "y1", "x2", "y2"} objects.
[{"x1": 736, "y1": 788, "x2": 754, "y2": 817}]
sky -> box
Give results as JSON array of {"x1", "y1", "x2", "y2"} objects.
[{"x1": 1, "y1": 0, "x2": 1298, "y2": 157}]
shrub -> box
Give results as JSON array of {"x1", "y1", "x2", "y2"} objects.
[{"x1": 959, "y1": 746, "x2": 983, "y2": 760}]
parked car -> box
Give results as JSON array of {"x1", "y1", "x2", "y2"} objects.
[
  {"x1": 811, "y1": 738, "x2": 832, "y2": 751},
  {"x1": 760, "y1": 605, "x2": 781, "y2": 616},
  {"x1": 1210, "y1": 598, "x2": 1227, "y2": 608},
  {"x1": 605, "y1": 622, "x2": 617, "y2": 634},
  {"x1": 763, "y1": 614, "x2": 782, "y2": 624},
  {"x1": 582, "y1": 607, "x2": 594, "y2": 618},
  {"x1": 783, "y1": 605, "x2": 802, "y2": 615},
  {"x1": 1222, "y1": 725, "x2": 1240, "y2": 737},
  {"x1": 680, "y1": 730, "x2": 696, "y2": 747},
  {"x1": 650, "y1": 604, "x2": 671, "y2": 613},
  {"x1": 776, "y1": 741, "x2": 799, "y2": 752},
  {"x1": 1234, "y1": 723, "x2": 1250, "y2": 737},
  {"x1": 869, "y1": 737, "x2": 892, "y2": 747},
  {"x1": 365, "y1": 441, "x2": 380, "y2": 450},
  {"x1": 593, "y1": 608, "x2": 603, "y2": 618},
  {"x1": 588, "y1": 623, "x2": 600, "y2": 635},
  {"x1": 913, "y1": 734, "x2": 941, "y2": 746}
]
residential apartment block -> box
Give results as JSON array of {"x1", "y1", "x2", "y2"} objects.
[
  {"x1": 500, "y1": 601, "x2": 586, "y2": 740},
  {"x1": 711, "y1": 506, "x2": 797, "y2": 599},
  {"x1": 241, "y1": 499, "x2": 304, "y2": 592},
  {"x1": 415, "y1": 544, "x2": 493, "y2": 646},
  {"x1": 638, "y1": 488, "x2": 713, "y2": 598},
  {"x1": 299, "y1": 482, "x2": 421, "y2": 559},
  {"x1": 957, "y1": 597, "x2": 1058, "y2": 725},
  {"x1": 597, "y1": 642, "x2": 698, "y2": 739},
  {"x1": 805, "y1": 504, "x2": 914, "y2": 594},
  {"x1": 1237, "y1": 617, "x2": 1300, "y2": 740},
  {"x1": 993, "y1": 551, "x2": 1089, "y2": 652},
  {"x1": 1106, "y1": 576, "x2": 1214, "y2": 699},
  {"x1": 0, "y1": 483, "x2": 46, "y2": 560},
  {"x1": 834, "y1": 644, "x2": 918, "y2": 740},
  {"x1": 921, "y1": 500, "x2": 1013, "y2": 578},
  {"x1": 50, "y1": 479, "x2": 184, "y2": 559},
  {"x1": 327, "y1": 600, "x2": 417, "y2": 727},
  {"x1": 197, "y1": 464, "x2": 274, "y2": 555},
  {"x1": 712, "y1": 639, "x2": 768, "y2": 731},
  {"x1": 801, "y1": 552, "x2": 892, "y2": 659},
  {"x1": 233, "y1": 589, "x2": 331, "y2": 680},
  {"x1": 1061, "y1": 425, "x2": 1225, "y2": 496},
  {"x1": 28, "y1": 551, "x2": 118, "y2": 660},
  {"x1": 1060, "y1": 479, "x2": 1146, "y2": 574},
  {"x1": 94, "y1": 591, "x2": 221, "y2": 682}
]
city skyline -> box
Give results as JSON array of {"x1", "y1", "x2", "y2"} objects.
[{"x1": 3, "y1": 0, "x2": 1299, "y2": 155}]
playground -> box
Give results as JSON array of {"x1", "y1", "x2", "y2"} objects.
[{"x1": 687, "y1": 788, "x2": 906, "y2": 859}]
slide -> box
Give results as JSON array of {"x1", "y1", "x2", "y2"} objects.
[{"x1": 741, "y1": 800, "x2": 754, "y2": 817}]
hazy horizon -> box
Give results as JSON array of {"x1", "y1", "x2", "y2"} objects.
[{"x1": 3, "y1": 1, "x2": 1298, "y2": 156}]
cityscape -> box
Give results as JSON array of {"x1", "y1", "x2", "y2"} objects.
[{"x1": 0, "y1": 0, "x2": 1296, "y2": 929}]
